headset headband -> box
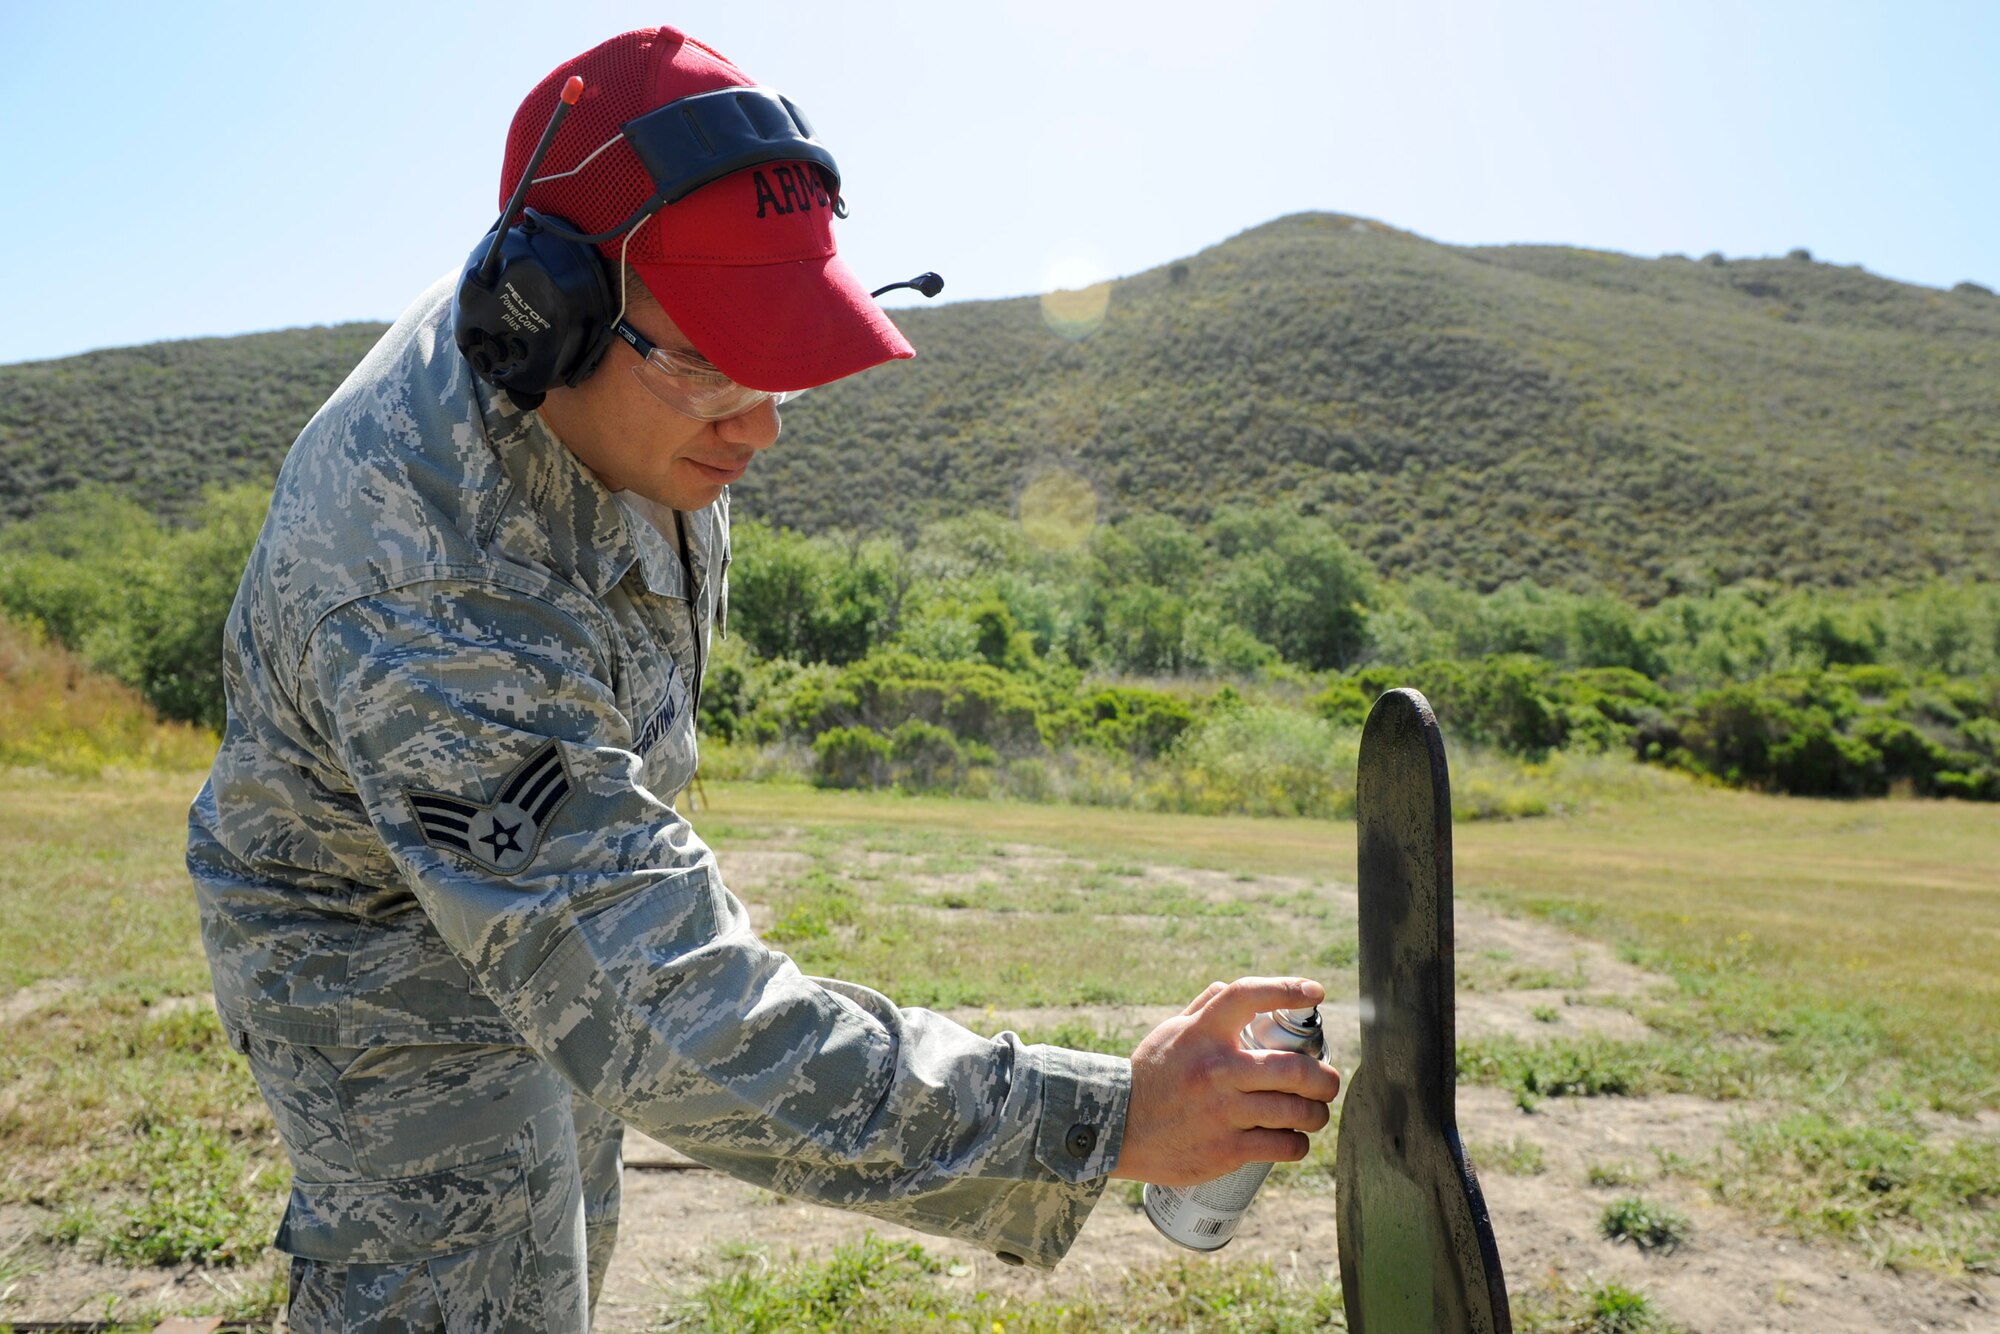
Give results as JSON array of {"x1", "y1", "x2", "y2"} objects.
[
  {"x1": 630, "y1": 87, "x2": 837, "y2": 207},
  {"x1": 528, "y1": 86, "x2": 844, "y2": 247}
]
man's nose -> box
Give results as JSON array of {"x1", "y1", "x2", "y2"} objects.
[{"x1": 715, "y1": 398, "x2": 782, "y2": 452}]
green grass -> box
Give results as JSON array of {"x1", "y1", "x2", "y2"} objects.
[
  {"x1": 752, "y1": 819, "x2": 1354, "y2": 1009},
  {"x1": 52, "y1": 1116, "x2": 284, "y2": 1266},
  {"x1": 675, "y1": 1233, "x2": 1690, "y2": 1334},
  {"x1": 1697, "y1": 1110, "x2": 2000, "y2": 1273},
  {"x1": 0, "y1": 765, "x2": 291, "y2": 1324},
  {"x1": 1586, "y1": 1160, "x2": 1647, "y2": 1189},
  {"x1": 1600, "y1": 1196, "x2": 1693, "y2": 1254},
  {"x1": 696, "y1": 780, "x2": 2000, "y2": 1274},
  {"x1": 1514, "y1": 1276, "x2": 1682, "y2": 1333},
  {"x1": 1456, "y1": 794, "x2": 2000, "y2": 1114},
  {"x1": 1456, "y1": 1031, "x2": 1766, "y2": 1106},
  {"x1": 1013, "y1": 1018, "x2": 1141, "y2": 1059},
  {"x1": 1469, "y1": 1136, "x2": 1547, "y2": 1177},
  {"x1": 674, "y1": 1232, "x2": 1347, "y2": 1332},
  {"x1": 5, "y1": 765, "x2": 1999, "y2": 1322}
]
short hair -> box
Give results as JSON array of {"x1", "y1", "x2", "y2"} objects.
[{"x1": 616, "y1": 262, "x2": 660, "y2": 314}]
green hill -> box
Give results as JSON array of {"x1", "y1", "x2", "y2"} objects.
[
  {"x1": 746, "y1": 215, "x2": 2000, "y2": 597},
  {"x1": 4, "y1": 213, "x2": 1997, "y2": 598},
  {"x1": 0, "y1": 323, "x2": 387, "y2": 522}
]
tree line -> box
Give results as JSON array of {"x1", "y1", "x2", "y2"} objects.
[{"x1": 3, "y1": 486, "x2": 1993, "y2": 806}]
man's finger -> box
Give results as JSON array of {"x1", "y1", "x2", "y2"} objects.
[
  {"x1": 1232, "y1": 1048, "x2": 1343, "y2": 1101},
  {"x1": 1234, "y1": 1127, "x2": 1313, "y2": 1166},
  {"x1": 1231, "y1": 1089, "x2": 1333, "y2": 1134},
  {"x1": 1180, "y1": 980, "x2": 1228, "y2": 1017},
  {"x1": 1192, "y1": 976, "x2": 1326, "y2": 1036}
]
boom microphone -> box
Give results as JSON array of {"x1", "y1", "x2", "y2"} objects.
[{"x1": 871, "y1": 272, "x2": 945, "y2": 300}]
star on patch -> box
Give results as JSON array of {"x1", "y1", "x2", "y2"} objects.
[{"x1": 405, "y1": 740, "x2": 574, "y2": 875}]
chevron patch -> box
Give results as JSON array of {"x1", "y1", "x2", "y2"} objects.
[{"x1": 406, "y1": 740, "x2": 574, "y2": 875}]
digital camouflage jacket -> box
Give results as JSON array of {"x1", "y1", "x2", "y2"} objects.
[{"x1": 186, "y1": 277, "x2": 1129, "y2": 1267}]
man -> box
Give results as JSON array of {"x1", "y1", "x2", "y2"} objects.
[{"x1": 188, "y1": 26, "x2": 1340, "y2": 1331}]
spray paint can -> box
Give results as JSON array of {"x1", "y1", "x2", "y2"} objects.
[{"x1": 1142, "y1": 1005, "x2": 1325, "y2": 1251}]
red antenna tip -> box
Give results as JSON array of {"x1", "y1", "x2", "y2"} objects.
[{"x1": 560, "y1": 75, "x2": 585, "y2": 105}]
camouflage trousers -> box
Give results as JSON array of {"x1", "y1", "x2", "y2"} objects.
[{"x1": 236, "y1": 1034, "x2": 623, "y2": 1332}]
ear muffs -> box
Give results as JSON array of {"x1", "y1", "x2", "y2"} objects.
[{"x1": 451, "y1": 209, "x2": 616, "y2": 410}]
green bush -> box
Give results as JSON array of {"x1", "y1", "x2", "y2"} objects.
[
  {"x1": 887, "y1": 719, "x2": 966, "y2": 793},
  {"x1": 1323, "y1": 656, "x2": 1578, "y2": 757},
  {"x1": 812, "y1": 726, "x2": 891, "y2": 789},
  {"x1": 1054, "y1": 684, "x2": 1197, "y2": 758},
  {"x1": 1166, "y1": 704, "x2": 1361, "y2": 818},
  {"x1": 1206, "y1": 506, "x2": 1377, "y2": 670},
  {"x1": 792, "y1": 649, "x2": 1053, "y2": 755},
  {"x1": 1649, "y1": 667, "x2": 1999, "y2": 797},
  {"x1": 726, "y1": 521, "x2": 901, "y2": 665},
  {"x1": 7, "y1": 477, "x2": 1994, "y2": 809},
  {"x1": 0, "y1": 484, "x2": 263, "y2": 729}
]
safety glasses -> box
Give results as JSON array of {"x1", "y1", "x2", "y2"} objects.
[{"x1": 612, "y1": 319, "x2": 800, "y2": 421}]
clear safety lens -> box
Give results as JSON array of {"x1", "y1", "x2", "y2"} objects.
[{"x1": 628, "y1": 350, "x2": 799, "y2": 421}]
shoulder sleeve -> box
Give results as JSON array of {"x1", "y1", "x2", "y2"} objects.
[{"x1": 302, "y1": 579, "x2": 1129, "y2": 1267}]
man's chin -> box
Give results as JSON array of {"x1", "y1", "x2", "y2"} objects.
[{"x1": 644, "y1": 479, "x2": 725, "y2": 513}]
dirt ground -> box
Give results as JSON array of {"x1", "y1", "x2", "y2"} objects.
[
  {"x1": 2, "y1": 856, "x2": 1993, "y2": 1331},
  {"x1": 598, "y1": 1093, "x2": 1997, "y2": 1333},
  {"x1": 586, "y1": 869, "x2": 1994, "y2": 1333}
]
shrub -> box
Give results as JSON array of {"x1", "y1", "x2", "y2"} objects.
[
  {"x1": 0, "y1": 483, "x2": 263, "y2": 730},
  {"x1": 812, "y1": 726, "x2": 891, "y2": 789},
  {"x1": 1207, "y1": 505, "x2": 1376, "y2": 670},
  {"x1": 1653, "y1": 667, "x2": 1999, "y2": 798},
  {"x1": 1165, "y1": 705, "x2": 1361, "y2": 818},
  {"x1": 1055, "y1": 684, "x2": 1197, "y2": 758},
  {"x1": 793, "y1": 650, "x2": 1053, "y2": 755},
  {"x1": 726, "y1": 521, "x2": 901, "y2": 665},
  {"x1": 1583, "y1": 1279, "x2": 1668, "y2": 1332},
  {"x1": 887, "y1": 719, "x2": 965, "y2": 793}
]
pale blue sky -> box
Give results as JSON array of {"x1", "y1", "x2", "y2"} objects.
[{"x1": 4, "y1": 0, "x2": 1995, "y2": 365}]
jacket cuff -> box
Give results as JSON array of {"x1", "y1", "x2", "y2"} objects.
[{"x1": 1025, "y1": 1044, "x2": 1130, "y2": 1185}]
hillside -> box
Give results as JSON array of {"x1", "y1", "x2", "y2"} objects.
[
  {"x1": 0, "y1": 323, "x2": 386, "y2": 522},
  {"x1": 4, "y1": 213, "x2": 1997, "y2": 597},
  {"x1": 747, "y1": 215, "x2": 2000, "y2": 597}
]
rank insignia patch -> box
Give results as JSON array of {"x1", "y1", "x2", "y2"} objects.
[{"x1": 406, "y1": 741, "x2": 573, "y2": 875}]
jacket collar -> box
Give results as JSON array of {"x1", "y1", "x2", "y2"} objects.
[{"x1": 473, "y1": 378, "x2": 698, "y2": 601}]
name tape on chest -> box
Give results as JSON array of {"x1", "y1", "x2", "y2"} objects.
[
  {"x1": 406, "y1": 741, "x2": 574, "y2": 876},
  {"x1": 634, "y1": 691, "x2": 679, "y2": 756}
]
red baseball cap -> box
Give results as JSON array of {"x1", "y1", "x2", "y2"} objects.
[{"x1": 499, "y1": 27, "x2": 914, "y2": 391}]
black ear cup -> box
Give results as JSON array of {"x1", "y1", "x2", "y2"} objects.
[{"x1": 451, "y1": 209, "x2": 616, "y2": 409}]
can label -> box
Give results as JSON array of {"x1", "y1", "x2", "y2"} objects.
[
  {"x1": 1143, "y1": 1161, "x2": 1274, "y2": 1249},
  {"x1": 1142, "y1": 1006, "x2": 1324, "y2": 1252}
]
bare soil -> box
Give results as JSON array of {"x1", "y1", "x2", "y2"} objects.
[
  {"x1": 590, "y1": 867, "x2": 1994, "y2": 1332},
  {"x1": 597, "y1": 1082, "x2": 1995, "y2": 1332}
]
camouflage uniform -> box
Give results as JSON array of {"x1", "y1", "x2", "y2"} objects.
[{"x1": 189, "y1": 277, "x2": 1129, "y2": 1330}]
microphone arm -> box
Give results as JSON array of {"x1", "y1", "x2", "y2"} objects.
[
  {"x1": 477, "y1": 75, "x2": 587, "y2": 286},
  {"x1": 871, "y1": 272, "x2": 945, "y2": 300}
]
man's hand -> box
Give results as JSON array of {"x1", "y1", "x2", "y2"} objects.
[{"x1": 1109, "y1": 976, "x2": 1342, "y2": 1185}]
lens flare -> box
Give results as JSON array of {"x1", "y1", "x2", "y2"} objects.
[
  {"x1": 1041, "y1": 282, "x2": 1111, "y2": 340},
  {"x1": 1017, "y1": 469, "x2": 1098, "y2": 552},
  {"x1": 1039, "y1": 245, "x2": 1112, "y2": 340}
]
